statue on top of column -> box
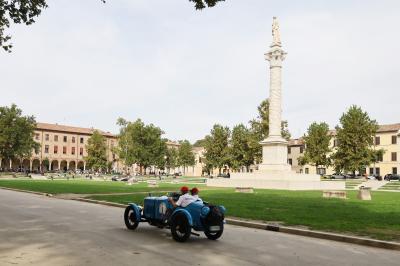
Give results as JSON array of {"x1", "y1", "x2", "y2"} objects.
[{"x1": 272, "y1": 17, "x2": 281, "y2": 45}]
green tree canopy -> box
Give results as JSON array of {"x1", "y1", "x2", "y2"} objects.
[
  {"x1": 85, "y1": 130, "x2": 108, "y2": 172},
  {"x1": 193, "y1": 138, "x2": 207, "y2": 147},
  {"x1": 1, "y1": 0, "x2": 224, "y2": 52},
  {"x1": 298, "y1": 122, "x2": 332, "y2": 173},
  {"x1": 332, "y1": 105, "x2": 383, "y2": 174},
  {"x1": 117, "y1": 119, "x2": 167, "y2": 174},
  {"x1": 0, "y1": 104, "x2": 39, "y2": 166},
  {"x1": 229, "y1": 124, "x2": 258, "y2": 171},
  {"x1": 177, "y1": 140, "x2": 195, "y2": 174},
  {"x1": 204, "y1": 124, "x2": 230, "y2": 173},
  {"x1": 165, "y1": 147, "x2": 178, "y2": 173}
]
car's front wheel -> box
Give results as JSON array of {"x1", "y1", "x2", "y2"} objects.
[
  {"x1": 124, "y1": 206, "x2": 139, "y2": 230},
  {"x1": 170, "y1": 213, "x2": 191, "y2": 242},
  {"x1": 204, "y1": 222, "x2": 224, "y2": 240}
]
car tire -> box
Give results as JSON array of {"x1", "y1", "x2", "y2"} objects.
[
  {"x1": 170, "y1": 213, "x2": 191, "y2": 242},
  {"x1": 204, "y1": 222, "x2": 224, "y2": 240},
  {"x1": 124, "y1": 206, "x2": 139, "y2": 230}
]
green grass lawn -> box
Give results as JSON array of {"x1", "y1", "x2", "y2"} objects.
[
  {"x1": 0, "y1": 179, "x2": 206, "y2": 194},
  {"x1": 89, "y1": 189, "x2": 400, "y2": 242}
]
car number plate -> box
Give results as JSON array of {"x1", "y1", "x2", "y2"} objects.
[{"x1": 209, "y1": 226, "x2": 220, "y2": 231}]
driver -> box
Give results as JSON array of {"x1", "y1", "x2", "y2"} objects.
[{"x1": 169, "y1": 186, "x2": 196, "y2": 208}]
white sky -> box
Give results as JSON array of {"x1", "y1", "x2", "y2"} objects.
[{"x1": 1, "y1": 0, "x2": 399, "y2": 142}]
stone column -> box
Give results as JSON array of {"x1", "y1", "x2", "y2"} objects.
[
  {"x1": 30, "y1": 160, "x2": 33, "y2": 172},
  {"x1": 258, "y1": 17, "x2": 291, "y2": 172}
]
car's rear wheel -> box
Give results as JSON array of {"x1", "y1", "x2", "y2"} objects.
[
  {"x1": 170, "y1": 213, "x2": 191, "y2": 242},
  {"x1": 204, "y1": 222, "x2": 224, "y2": 240},
  {"x1": 124, "y1": 206, "x2": 139, "y2": 230}
]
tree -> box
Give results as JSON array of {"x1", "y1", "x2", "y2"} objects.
[
  {"x1": 332, "y1": 105, "x2": 383, "y2": 175},
  {"x1": 298, "y1": 122, "x2": 331, "y2": 174},
  {"x1": 177, "y1": 140, "x2": 195, "y2": 175},
  {"x1": 0, "y1": 104, "x2": 39, "y2": 170},
  {"x1": 165, "y1": 147, "x2": 178, "y2": 174},
  {"x1": 193, "y1": 138, "x2": 207, "y2": 147},
  {"x1": 85, "y1": 130, "x2": 108, "y2": 172},
  {"x1": 204, "y1": 124, "x2": 230, "y2": 174},
  {"x1": 229, "y1": 124, "x2": 257, "y2": 172},
  {"x1": 116, "y1": 119, "x2": 167, "y2": 174},
  {"x1": 1, "y1": 0, "x2": 224, "y2": 52}
]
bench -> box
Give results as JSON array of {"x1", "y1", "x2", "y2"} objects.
[
  {"x1": 235, "y1": 187, "x2": 254, "y2": 193},
  {"x1": 322, "y1": 190, "x2": 347, "y2": 199}
]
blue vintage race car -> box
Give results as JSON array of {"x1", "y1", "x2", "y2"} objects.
[{"x1": 124, "y1": 193, "x2": 226, "y2": 242}]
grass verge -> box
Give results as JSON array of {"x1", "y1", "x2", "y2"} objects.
[{"x1": 88, "y1": 189, "x2": 400, "y2": 242}]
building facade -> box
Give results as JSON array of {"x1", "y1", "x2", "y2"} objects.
[
  {"x1": 0, "y1": 122, "x2": 121, "y2": 173},
  {"x1": 288, "y1": 123, "x2": 400, "y2": 177}
]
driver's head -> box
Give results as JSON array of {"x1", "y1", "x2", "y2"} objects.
[{"x1": 180, "y1": 186, "x2": 189, "y2": 194}]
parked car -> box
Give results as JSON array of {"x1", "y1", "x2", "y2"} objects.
[
  {"x1": 384, "y1": 174, "x2": 400, "y2": 181},
  {"x1": 330, "y1": 174, "x2": 347, "y2": 179},
  {"x1": 111, "y1": 176, "x2": 119, "y2": 181},
  {"x1": 124, "y1": 193, "x2": 226, "y2": 242},
  {"x1": 120, "y1": 177, "x2": 129, "y2": 182}
]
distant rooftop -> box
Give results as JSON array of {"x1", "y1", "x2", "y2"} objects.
[{"x1": 36, "y1": 122, "x2": 116, "y2": 138}]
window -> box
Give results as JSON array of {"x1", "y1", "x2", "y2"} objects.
[
  {"x1": 369, "y1": 168, "x2": 374, "y2": 175},
  {"x1": 300, "y1": 146, "x2": 304, "y2": 154},
  {"x1": 199, "y1": 157, "x2": 202, "y2": 163},
  {"x1": 45, "y1": 145, "x2": 49, "y2": 153},
  {"x1": 299, "y1": 169, "x2": 303, "y2": 174},
  {"x1": 63, "y1": 136, "x2": 67, "y2": 142},
  {"x1": 54, "y1": 135, "x2": 58, "y2": 141},
  {"x1": 72, "y1": 147, "x2": 75, "y2": 155},
  {"x1": 288, "y1": 159, "x2": 292, "y2": 165},
  {"x1": 63, "y1": 146, "x2": 67, "y2": 154},
  {"x1": 287, "y1": 147, "x2": 291, "y2": 154},
  {"x1": 375, "y1": 167, "x2": 380, "y2": 175},
  {"x1": 333, "y1": 139, "x2": 337, "y2": 147},
  {"x1": 79, "y1": 147, "x2": 83, "y2": 156},
  {"x1": 35, "y1": 133, "x2": 40, "y2": 140},
  {"x1": 375, "y1": 136, "x2": 380, "y2": 145},
  {"x1": 54, "y1": 145, "x2": 58, "y2": 154},
  {"x1": 45, "y1": 134, "x2": 49, "y2": 141},
  {"x1": 317, "y1": 168, "x2": 326, "y2": 175},
  {"x1": 377, "y1": 153, "x2": 383, "y2": 162},
  {"x1": 305, "y1": 168, "x2": 309, "y2": 174},
  {"x1": 35, "y1": 149, "x2": 39, "y2": 155},
  {"x1": 80, "y1": 137, "x2": 84, "y2": 144},
  {"x1": 72, "y1": 137, "x2": 75, "y2": 143},
  {"x1": 392, "y1": 152, "x2": 397, "y2": 162},
  {"x1": 393, "y1": 167, "x2": 398, "y2": 175},
  {"x1": 392, "y1": 136, "x2": 397, "y2": 144}
]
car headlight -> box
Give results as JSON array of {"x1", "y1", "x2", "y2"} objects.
[{"x1": 201, "y1": 206, "x2": 210, "y2": 217}]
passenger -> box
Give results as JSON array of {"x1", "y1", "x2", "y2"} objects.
[
  {"x1": 169, "y1": 186, "x2": 196, "y2": 208},
  {"x1": 190, "y1": 187, "x2": 203, "y2": 203}
]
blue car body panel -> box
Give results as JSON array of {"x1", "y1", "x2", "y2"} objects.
[
  {"x1": 128, "y1": 203, "x2": 141, "y2": 222},
  {"x1": 130, "y1": 195, "x2": 225, "y2": 232}
]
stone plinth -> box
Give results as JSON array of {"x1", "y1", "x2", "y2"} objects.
[
  {"x1": 207, "y1": 172, "x2": 345, "y2": 191},
  {"x1": 358, "y1": 187, "x2": 372, "y2": 200},
  {"x1": 235, "y1": 187, "x2": 254, "y2": 193},
  {"x1": 323, "y1": 191, "x2": 347, "y2": 199}
]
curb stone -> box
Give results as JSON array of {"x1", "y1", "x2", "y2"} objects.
[
  {"x1": 2, "y1": 187, "x2": 400, "y2": 251},
  {"x1": 225, "y1": 219, "x2": 400, "y2": 251}
]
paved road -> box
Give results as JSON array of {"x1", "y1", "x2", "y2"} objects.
[{"x1": 0, "y1": 189, "x2": 399, "y2": 266}]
